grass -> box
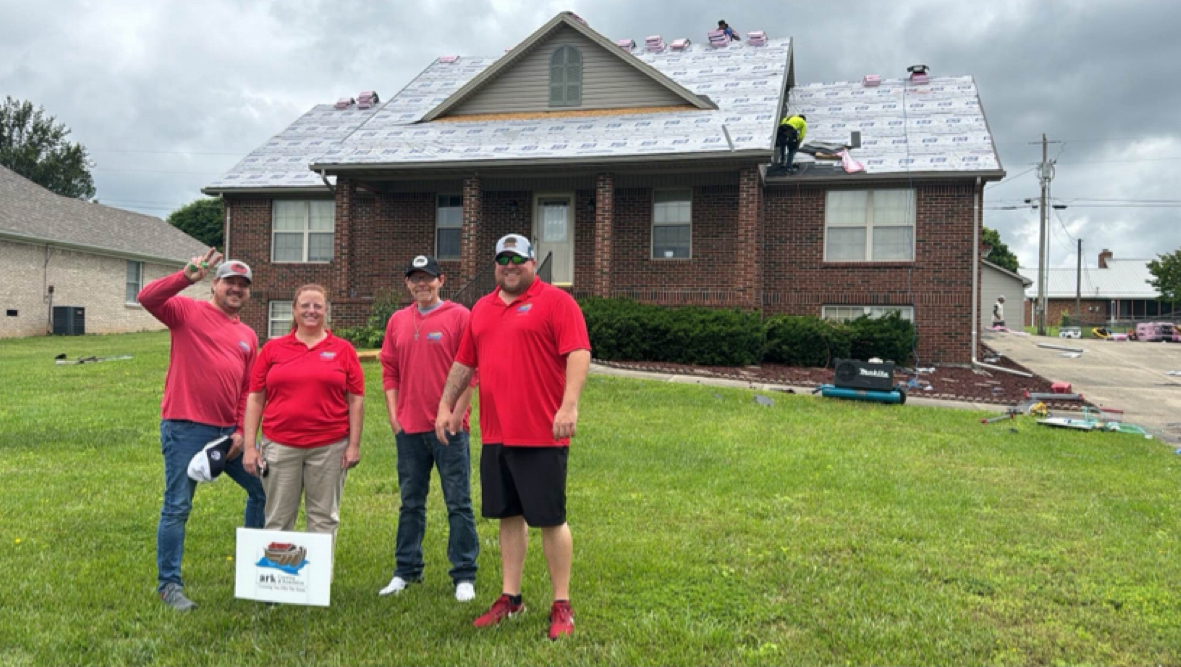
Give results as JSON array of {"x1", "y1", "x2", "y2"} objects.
[{"x1": 3, "y1": 331, "x2": 1181, "y2": 665}]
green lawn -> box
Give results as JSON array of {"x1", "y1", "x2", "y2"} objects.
[{"x1": 2, "y1": 331, "x2": 1180, "y2": 666}]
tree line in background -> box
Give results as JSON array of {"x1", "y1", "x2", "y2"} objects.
[{"x1": 0, "y1": 97, "x2": 95, "y2": 199}]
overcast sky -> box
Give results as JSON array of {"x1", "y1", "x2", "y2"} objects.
[{"x1": 2, "y1": 0, "x2": 1178, "y2": 272}]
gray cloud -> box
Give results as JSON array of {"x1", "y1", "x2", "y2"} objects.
[{"x1": 2, "y1": 0, "x2": 1178, "y2": 271}]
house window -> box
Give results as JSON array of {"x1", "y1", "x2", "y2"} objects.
[
  {"x1": 268, "y1": 301, "x2": 292, "y2": 339},
  {"x1": 824, "y1": 190, "x2": 915, "y2": 262},
  {"x1": 549, "y1": 45, "x2": 582, "y2": 107},
  {"x1": 272, "y1": 200, "x2": 334, "y2": 263},
  {"x1": 125, "y1": 261, "x2": 143, "y2": 304},
  {"x1": 652, "y1": 189, "x2": 692, "y2": 259},
  {"x1": 822, "y1": 305, "x2": 915, "y2": 322},
  {"x1": 436, "y1": 195, "x2": 463, "y2": 260}
]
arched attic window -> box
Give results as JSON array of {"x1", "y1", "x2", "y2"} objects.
[{"x1": 549, "y1": 45, "x2": 582, "y2": 107}]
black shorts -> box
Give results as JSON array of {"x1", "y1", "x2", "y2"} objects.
[{"x1": 480, "y1": 444, "x2": 568, "y2": 527}]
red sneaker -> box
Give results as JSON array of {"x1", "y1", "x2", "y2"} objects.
[
  {"x1": 473, "y1": 594, "x2": 524, "y2": 628},
  {"x1": 548, "y1": 600, "x2": 574, "y2": 640}
]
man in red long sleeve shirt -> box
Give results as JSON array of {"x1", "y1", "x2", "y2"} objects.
[
  {"x1": 378, "y1": 255, "x2": 479, "y2": 602},
  {"x1": 138, "y1": 248, "x2": 266, "y2": 611}
]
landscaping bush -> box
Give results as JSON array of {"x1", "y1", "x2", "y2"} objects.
[
  {"x1": 334, "y1": 289, "x2": 402, "y2": 349},
  {"x1": 847, "y1": 312, "x2": 916, "y2": 365},
  {"x1": 580, "y1": 297, "x2": 762, "y2": 366},
  {"x1": 763, "y1": 315, "x2": 852, "y2": 367}
]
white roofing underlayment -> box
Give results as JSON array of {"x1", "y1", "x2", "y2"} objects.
[
  {"x1": 1022, "y1": 259, "x2": 1159, "y2": 300},
  {"x1": 206, "y1": 38, "x2": 1000, "y2": 191}
]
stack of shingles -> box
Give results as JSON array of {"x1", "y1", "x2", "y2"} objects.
[
  {"x1": 746, "y1": 31, "x2": 767, "y2": 46},
  {"x1": 645, "y1": 35, "x2": 665, "y2": 52},
  {"x1": 334, "y1": 97, "x2": 354, "y2": 110},
  {"x1": 707, "y1": 29, "x2": 729, "y2": 48},
  {"x1": 357, "y1": 90, "x2": 380, "y2": 109}
]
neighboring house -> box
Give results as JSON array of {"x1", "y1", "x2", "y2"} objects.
[
  {"x1": 0, "y1": 165, "x2": 207, "y2": 338},
  {"x1": 204, "y1": 12, "x2": 1004, "y2": 362},
  {"x1": 980, "y1": 260, "x2": 1032, "y2": 330},
  {"x1": 1021, "y1": 250, "x2": 1169, "y2": 326}
]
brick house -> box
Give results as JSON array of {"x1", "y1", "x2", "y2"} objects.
[
  {"x1": 205, "y1": 12, "x2": 1004, "y2": 363},
  {"x1": 0, "y1": 165, "x2": 206, "y2": 338},
  {"x1": 1022, "y1": 250, "x2": 1169, "y2": 327}
]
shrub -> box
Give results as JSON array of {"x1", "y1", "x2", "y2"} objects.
[
  {"x1": 580, "y1": 297, "x2": 762, "y2": 366},
  {"x1": 763, "y1": 315, "x2": 852, "y2": 367},
  {"x1": 334, "y1": 289, "x2": 402, "y2": 350},
  {"x1": 847, "y1": 312, "x2": 916, "y2": 365}
]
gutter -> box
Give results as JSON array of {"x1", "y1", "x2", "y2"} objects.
[
  {"x1": 0, "y1": 230, "x2": 193, "y2": 267},
  {"x1": 971, "y1": 176, "x2": 1032, "y2": 378},
  {"x1": 309, "y1": 148, "x2": 772, "y2": 173}
]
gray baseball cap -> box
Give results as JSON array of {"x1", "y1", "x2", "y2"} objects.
[
  {"x1": 214, "y1": 260, "x2": 252, "y2": 283},
  {"x1": 495, "y1": 234, "x2": 535, "y2": 260}
]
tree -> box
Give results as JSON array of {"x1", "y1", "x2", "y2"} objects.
[
  {"x1": 1148, "y1": 249, "x2": 1181, "y2": 314},
  {"x1": 167, "y1": 198, "x2": 224, "y2": 249},
  {"x1": 982, "y1": 226, "x2": 1019, "y2": 273},
  {"x1": 0, "y1": 97, "x2": 95, "y2": 199}
]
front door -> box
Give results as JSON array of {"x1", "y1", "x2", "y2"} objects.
[{"x1": 533, "y1": 194, "x2": 574, "y2": 286}]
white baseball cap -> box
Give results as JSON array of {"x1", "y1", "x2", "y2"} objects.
[{"x1": 494, "y1": 234, "x2": 535, "y2": 260}]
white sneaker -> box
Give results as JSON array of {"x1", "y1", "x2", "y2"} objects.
[
  {"x1": 455, "y1": 581, "x2": 475, "y2": 602},
  {"x1": 379, "y1": 576, "x2": 410, "y2": 596}
]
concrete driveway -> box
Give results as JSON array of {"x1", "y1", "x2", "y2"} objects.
[{"x1": 983, "y1": 330, "x2": 1181, "y2": 436}]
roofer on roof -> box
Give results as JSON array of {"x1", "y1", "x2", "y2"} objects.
[{"x1": 776, "y1": 113, "x2": 807, "y2": 172}]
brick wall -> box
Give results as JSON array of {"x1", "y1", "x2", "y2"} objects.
[
  {"x1": 0, "y1": 240, "x2": 203, "y2": 338},
  {"x1": 763, "y1": 181, "x2": 977, "y2": 364},
  {"x1": 227, "y1": 174, "x2": 981, "y2": 362},
  {"x1": 1026, "y1": 298, "x2": 1111, "y2": 327}
]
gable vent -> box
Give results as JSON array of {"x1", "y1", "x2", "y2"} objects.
[
  {"x1": 746, "y1": 31, "x2": 767, "y2": 46},
  {"x1": 645, "y1": 35, "x2": 666, "y2": 52}
]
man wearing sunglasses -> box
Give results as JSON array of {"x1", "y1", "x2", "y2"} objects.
[{"x1": 436, "y1": 233, "x2": 591, "y2": 641}]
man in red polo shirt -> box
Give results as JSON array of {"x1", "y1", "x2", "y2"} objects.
[{"x1": 436, "y1": 234, "x2": 590, "y2": 641}]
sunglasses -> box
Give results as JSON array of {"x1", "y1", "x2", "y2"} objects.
[{"x1": 495, "y1": 254, "x2": 530, "y2": 266}]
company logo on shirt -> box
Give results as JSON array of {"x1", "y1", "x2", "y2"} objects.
[
  {"x1": 319, "y1": 351, "x2": 337, "y2": 360},
  {"x1": 238, "y1": 341, "x2": 250, "y2": 352},
  {"x1": 426, "y1": 332, "x2": 442, "y2": 341},
  {"x1": 516, "y1": 304, "x2": 533, "y2": 315}
]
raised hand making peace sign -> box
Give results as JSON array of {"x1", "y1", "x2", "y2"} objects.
[{"x1": 183, "y1": 247, "x2": 224, "y2": 283}]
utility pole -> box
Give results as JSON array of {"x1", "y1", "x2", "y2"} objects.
[
  {"x1": 1075, "y1": 238, "x2": 1082, "y2": 327},
  {"x1": 1032, "y1": 133, "x2": 1060, "y2": 335}
]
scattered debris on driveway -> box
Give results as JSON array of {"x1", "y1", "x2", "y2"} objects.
[{"x1": 1038, "y1": 343, "x2": 1084, "y2": 354}]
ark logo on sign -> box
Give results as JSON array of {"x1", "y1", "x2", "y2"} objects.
[{"x1": 257, "y1": 541, "x2": 309, "y2": 575}]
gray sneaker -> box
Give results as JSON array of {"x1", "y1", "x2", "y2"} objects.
[{"x1": 160, "y1": 583, "x2": 197, "y2": 611}]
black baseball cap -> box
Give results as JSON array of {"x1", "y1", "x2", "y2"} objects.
[{"x1": 405, "y1": 255, "x2": 442, "y2": 277}]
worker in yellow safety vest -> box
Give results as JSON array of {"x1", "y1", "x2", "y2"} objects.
[{"x1": 775, "y1": 114, "x2": 807, "y2": 172}]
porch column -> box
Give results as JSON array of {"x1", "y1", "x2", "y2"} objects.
[
  {"x1": 593, "y1": 172, "x2": 615, "y2": 298},
  {"x1": 334, "y1": 178, "x2": 356, "y2": 299},
  {"x1": 736, "y1": 166, "x2": 764, "y2": 309},
  {"x1": 460, "y1": 176, "x2": 483, "y2": 286}
]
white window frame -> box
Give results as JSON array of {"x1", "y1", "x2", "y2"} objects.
[
  {"x1": 125, "y1": 260, "x2": 143, "y2": 305},
  {"x1": 549, "y1": 45, "x2": 583, "y2": 108},
  {"x1": 823, "y1": 189, "x2": 916, "y2": 262},
  {"x1": 271, "y1": 200, "x2": 335, "y2": 263},
  {"x1": 651, "y1": 188, "x2": 692, "y2": 260},
  {"x1": 822, "y1": 305, "x2": 915, "y2": 323},
  {"x1": 435, "y1": 194, "x2": 463, "y2": 260},
  {"x1": 268, "y1": 301, "x2": 292, "y2": 339}
]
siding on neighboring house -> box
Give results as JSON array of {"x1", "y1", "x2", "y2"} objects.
[
  {"x1": 447, "y1": 26, "x2": 688, "y2": 115},
  {"x1": 980, "y1": 263, "x2": 1027, "y2": 330},
  {"x1": 0, "y1": 239, "x2": 204, "y2": 338}
]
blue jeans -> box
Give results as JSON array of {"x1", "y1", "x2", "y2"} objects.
[
  {"x1": 157, "y1": 419, "x2": 266, "y2": 592},
  {"x1": 394, "y1": 430, "x2": 479, "y2": 584}
]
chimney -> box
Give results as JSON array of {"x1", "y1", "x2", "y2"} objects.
[{"x1": 1098, "y1": 249, "x2": 1113, "y2": 269}]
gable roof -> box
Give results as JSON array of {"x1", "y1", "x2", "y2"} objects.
[
  {"x1": 0, "y1": 165, "x2": 207, "y2": 264},
  {"x1": 1020, "y1": 259, "x2": 1158, "y2": 300},
  {"x1": 420, "y1": 12, "x2": 716, "y2": 122},
  {"x1": 983, "y1": 260, "x2": 1033, "y2": 286}
]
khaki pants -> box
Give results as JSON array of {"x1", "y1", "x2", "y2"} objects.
[{"x1": 261, "y1": 437, "x2": 349, "y2": 539}]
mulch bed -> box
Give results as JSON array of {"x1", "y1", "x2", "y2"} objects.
[{"x1": 595, "y1": 344, "x2": 1089, "y2": 411}]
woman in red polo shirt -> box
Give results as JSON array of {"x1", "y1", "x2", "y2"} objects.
[{"x1": 242, "y1": 284, "x2": 364, "y2": 544}]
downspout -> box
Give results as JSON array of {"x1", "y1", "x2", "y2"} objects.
[
  {"x1": 972, "y1": 176, "x2": 1032, "y2": 377},
  {"x1": 320, "y1": 169, "x2": 336, "y2": 195},
  {"x1": 219, "y1": 194, "x2": 230, "y2": 258}
]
